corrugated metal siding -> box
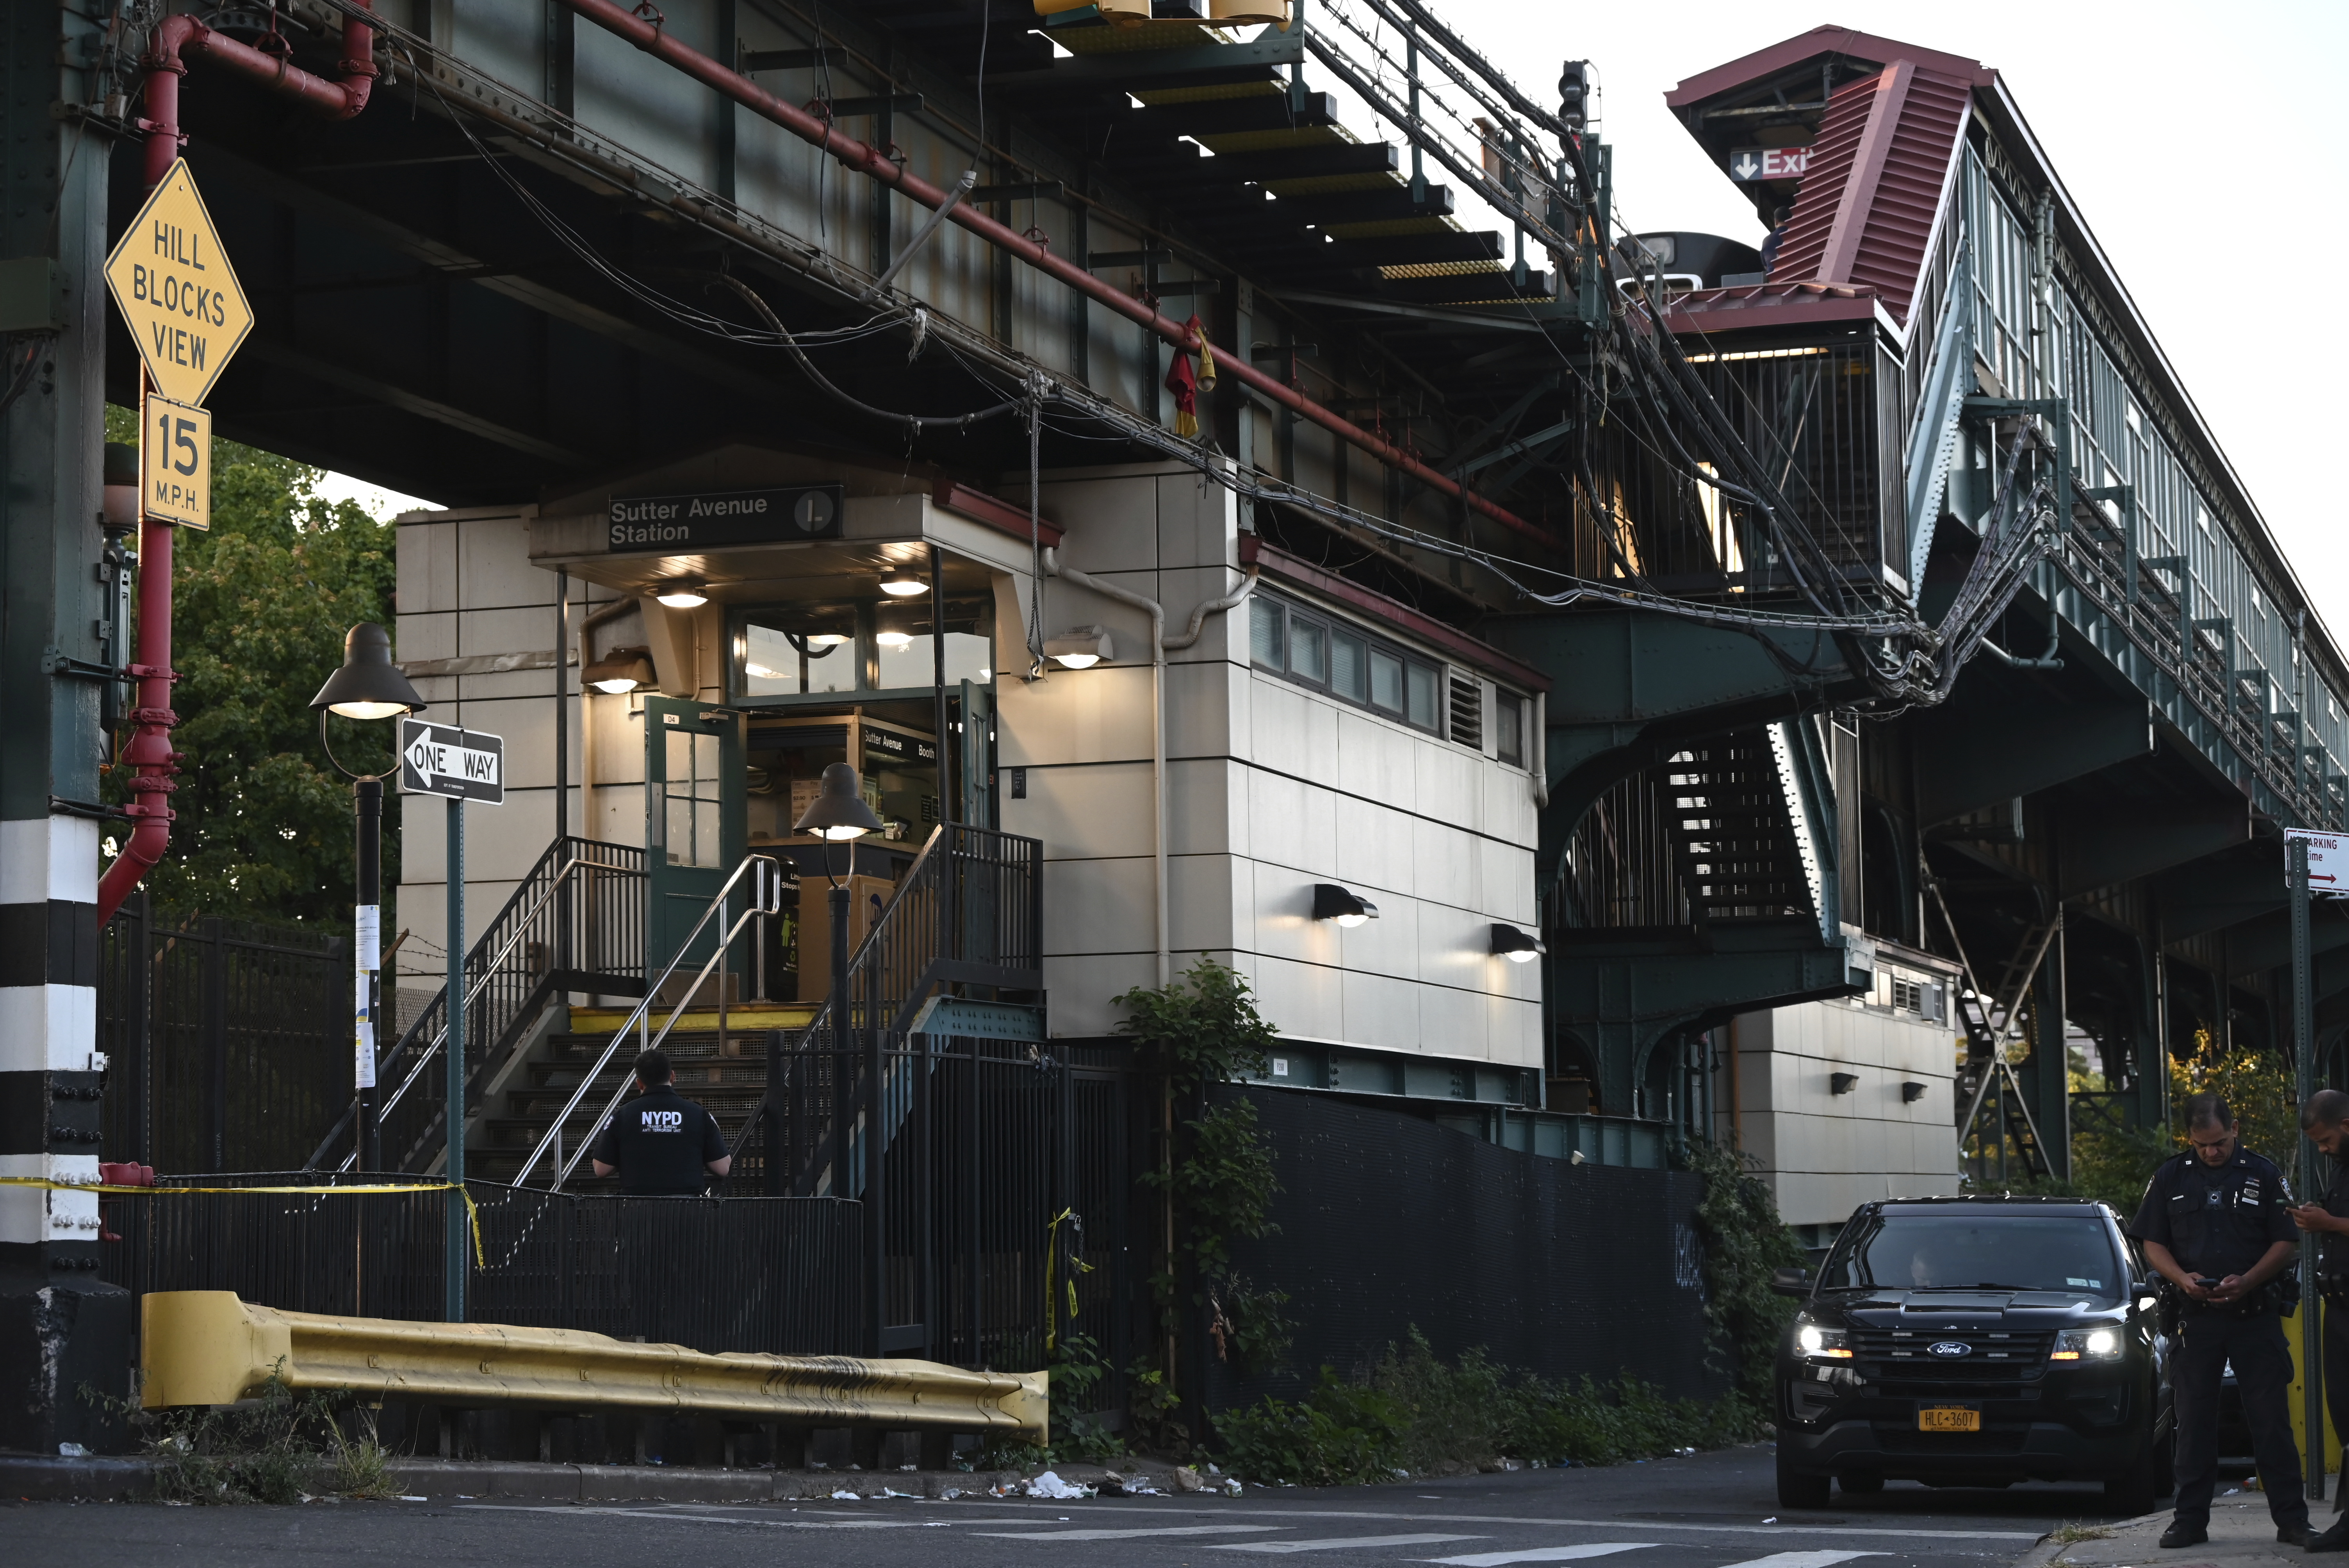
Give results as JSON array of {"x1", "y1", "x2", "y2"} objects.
[{"x1": 1770, "y1": 64, "x2": 1971, "y2": 326}]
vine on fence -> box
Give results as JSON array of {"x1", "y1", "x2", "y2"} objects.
[
  {"x1": 1683, "y1": 1135, "x2": 1804, "y2": 1410},
  {"x1": 1115, "y1": 959, "x2": 1294, "y2": 1452}
]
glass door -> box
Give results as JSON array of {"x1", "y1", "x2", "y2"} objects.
[{"x1": 643, "y1": 696, "x2": 745, "y2": 987}]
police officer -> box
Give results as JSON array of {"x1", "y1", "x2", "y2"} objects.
[
  {"x1": 2292, "y1": 1088, "x2": 2349, "y2": 1551},
  {"x1": 2135, "y1": 1092, "x2": 2310, "y2": 1548},
  {"x1": 590, "y1": 1049, "x2": 731, "y2": 1195}
]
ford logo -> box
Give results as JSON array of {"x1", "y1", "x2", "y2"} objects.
[{"x1": 1928, "y1": 1340, "x2": 1973, "y2": 1358}]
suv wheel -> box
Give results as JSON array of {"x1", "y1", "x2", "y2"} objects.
[
  {"x1": 1839, "y1": 1472, "x2": 1884, "y2": 1495},
  {"x1": 1776, "y1": 1445, "x2": 1832, "y2": 1508}
]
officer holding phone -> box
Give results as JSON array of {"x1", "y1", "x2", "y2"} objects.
[{"x1": 2133, "y1": 1093, "x2": 2309, "y2": 1549}]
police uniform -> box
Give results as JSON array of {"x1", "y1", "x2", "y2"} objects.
[
  {"x1": 590, "y1": 1082, "x2": 727, "y2": 1195},
  {"x1": 2318, "y1": 1146, "x2": 2349, "y2": 1520},
  {"x1": 2132, "y1": 1146, "x2": 2309, "y2": 1533}
]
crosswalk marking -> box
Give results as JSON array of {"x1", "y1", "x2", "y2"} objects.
[
  {"x1": 972, "y1": 1525, "x2": 1288, "y2": 1542},
  {"x1": 1712, "y1": 1553, "x2": 1886, "y2": 1568},
  {"x1": 1217, "y1": 1535, "x2": 1490, "y2": 1554},
  {"x1": 1427, "y1": 1542, "x2": 1661, "y2": 1566}
]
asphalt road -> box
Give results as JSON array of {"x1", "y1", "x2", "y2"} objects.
[{"x1": 0, "y1": 1445, "x2": 2142, "y2": 1568}]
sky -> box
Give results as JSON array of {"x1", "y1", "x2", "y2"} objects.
[{"x1": 315, "y1": 3, "x2": 2349, "y2": 640}]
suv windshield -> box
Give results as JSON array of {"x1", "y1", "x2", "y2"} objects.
[{"x1": 1821, "y1": 1212, "x2": 2122, "y2": 1297}]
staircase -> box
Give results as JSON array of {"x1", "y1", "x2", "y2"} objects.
[
  {"x1": 1660, "y1": 729, "x2": 1821, "y2": 927},
  {"x1": 473, "y1": 1004, "x2": 816, "y2": 1186},
  {"x1": 309, "y1": 836, "x2": 648, "y2": 1173}
]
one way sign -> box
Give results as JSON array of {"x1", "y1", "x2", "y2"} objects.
[{"x1": 399, "y1": 718, "x2": 506, "y2": 804}]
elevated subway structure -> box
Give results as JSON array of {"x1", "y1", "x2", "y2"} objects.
[
  {"x1": 12, "y1": 4, "x2": 2347, "y2": 1447},
  {"x1": 88, "y1": 7, "x2": 2349, "y2": 1162}
]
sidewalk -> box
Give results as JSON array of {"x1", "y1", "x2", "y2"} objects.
[{"x1": 2016, "y1": 1491, "x2": 2348, "y2": 1568}]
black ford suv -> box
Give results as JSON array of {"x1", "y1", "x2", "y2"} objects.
[{"x1": 1773, "y1": 1196, "x2": 2173, "y2": 1509}]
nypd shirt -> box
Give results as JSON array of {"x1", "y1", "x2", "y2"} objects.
[
  {"x1": 590, "y1": 1084, "x2": 726, "y2": 1194},
  {"x1": 2131, "y1": 1147, "x2": 2297, "y2": 1281}
]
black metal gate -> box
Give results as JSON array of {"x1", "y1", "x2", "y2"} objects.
[{"x1": 98, "y1": 892, "x2": 346, "y2": 1172}]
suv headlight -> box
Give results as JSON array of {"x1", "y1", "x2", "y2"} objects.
[
  {"x1": 1796, "y1": 1323, "x2": 1852, "y2": 1360},
  {"x1": 2052, "y1": 1327, "x2": 2124, "y2": 1361}
]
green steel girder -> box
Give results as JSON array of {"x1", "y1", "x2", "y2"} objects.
[
  {"x1": 2055, "y1": 800, "x2": 2250, "y2": 897},
  {"x1": 1553, "y1": 923, "x2": 1856, "y2": 1117},
  {"x1": 2151, "y1": 854, "x2": 2288, "y2": 943},
  {"x1": 1911, "y1": 688, "x2": 2153, "y2": 826},
  {"x1": 1485, "y1": 607, "x2": 1864, "y2": 834}
]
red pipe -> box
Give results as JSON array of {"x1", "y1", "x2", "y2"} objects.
[
  {"x1": 97, "y1": 4, "x2": 379, "y2": 925},
  {"x1": 552, "y1": 0, "x2": 1563, "y2": 554}
]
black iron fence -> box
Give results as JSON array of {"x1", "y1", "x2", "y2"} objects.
[
  {"x1": 313, "y1": 837, "x2": 648, "y2": 1173},
  {"x1": 99, "y1": 894, "x2": 347, "y2": 1172},
  {"x1": 102, "y1": 1172, "x2": 862, "y2": 1357},
  {"x1": 1207, "y1": 1087, "x2": 1714, "y2": 1410}
]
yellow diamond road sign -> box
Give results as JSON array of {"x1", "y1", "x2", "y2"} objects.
[{"x1": 103, "y1": 159, "x2": 251, "y2": 408}]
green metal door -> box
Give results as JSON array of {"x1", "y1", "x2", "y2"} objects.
[{"x1": 644, "y1": 696, "x2": 745, "y2": 985}]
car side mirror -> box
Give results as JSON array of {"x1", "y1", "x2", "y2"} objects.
[{"x1": 1769, "y1": 1266, "x2": 1814, "y2": 1297}]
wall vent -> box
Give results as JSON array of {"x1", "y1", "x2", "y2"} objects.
[{"x1": 1448, "y1": 674, "x2": 1483, "y2": 750}]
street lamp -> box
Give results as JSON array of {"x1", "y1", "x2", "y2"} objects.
[
  {"x1": 1489, "y1": 923, "x2": 1546, "y2": 963},
  {"x1": 583, "y1": 645, "x2": 655, "y2": 693},
  {"x1": 792, "y1": 762, "x2": 884, "y2": 1346},
  {"x1": 311, "y1": 623, "x2": 426, "y2": 1171}
]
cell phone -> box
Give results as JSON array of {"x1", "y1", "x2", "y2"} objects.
[{"x1": 2195, "y1": 1277, "x2": 2223, "y2": 1290}]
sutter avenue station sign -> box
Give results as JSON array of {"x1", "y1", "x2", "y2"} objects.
[{"x1": 606, "y1": 483, "x2": 846, "y2": 551}]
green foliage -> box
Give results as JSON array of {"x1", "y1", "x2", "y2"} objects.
[
  {"x1": 83, "y1": 1368, "x2": 395, "y2": 1503},
  {"x1": 2062, "y1": 1044, "x2": 2306, "y2": 1216},
  {"x1": 1116, "y1": 958, "x2": 1280, "y2": 1091},
  {"x1": 1210, "y1": 1333, "x2": 1764, "y2": 1486},
  {"x1": 1117, "y1": 960, "x2": 1297, "y2": 1408},
  {"x1": 1683, "y1": 1136, "x2": 1806, "y2": 1405},
  {"x1": 102, "y1": 405, "x2": 401, "y2": 929}
]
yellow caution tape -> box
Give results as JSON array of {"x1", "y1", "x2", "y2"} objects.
[{"x1": 0, "y1": 1176, "x2": 487, "y2": 1268}]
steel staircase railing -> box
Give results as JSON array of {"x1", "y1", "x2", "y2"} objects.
[
  {"x1": 305, "y1": 836, "x2": 647, "y2": 1172},
  {"x1": 517, "y1": 853, "x2": 789, "y2": 1189}
]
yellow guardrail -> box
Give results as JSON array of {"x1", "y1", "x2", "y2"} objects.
[{"x1": 143, "y1": 1292, "x2": 1047, "y2": 1441}]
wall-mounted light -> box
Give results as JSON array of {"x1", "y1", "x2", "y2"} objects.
[
  {"x1": 1489, "y1": 923, "x2": 1545, "y2": 963},
  {"x1": 876, "y1": 629, "x2": 915, "y2": 649},
  {"x1": 584, "y1": 645, "x2": 655, "y2": 694},
  {"x1": 1901, "y1": 1081, "x2": 1927, "y2": 1103},
  {"x1": 1830, "y1": 1072, "x2": 1859, "y2": 1095},
  {"x1": 880, "y1": 571, "x2": 929, "y2": 597},
  {"x1": 805, "y1": 631, "x2": 851, "y2": 648},
  {"x1": 1044, "y1": 625, "x2": 1114, "y2": 670},
  {"x1": 654, "y1": 579, "x2": 709, "y2": 609},
  {"x1": 1312, "y1": 884, "x2": 1379, "y2": 928}
]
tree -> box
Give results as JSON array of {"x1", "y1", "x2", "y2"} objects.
[{"x1": 102, "y1": 406, "x2": 401, "y2": 929}]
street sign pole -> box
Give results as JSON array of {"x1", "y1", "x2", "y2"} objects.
[
  {"x1": 2296, "y1": 834, "x2": 2324, "y2": 1499},
  {"x1": 446, "y1": 792, "x2": 466, "y2": 1324},
  {"x1": 395, "y1": 715, "x2": 504, "y2": 1326}
]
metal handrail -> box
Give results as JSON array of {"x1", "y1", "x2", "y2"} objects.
[
  {"x1": 347, "y1": 850, "x2": 642, "y2": 1168},
  {"x1": 515, "y1": 853, "x2": 786, "y2": 1188}
]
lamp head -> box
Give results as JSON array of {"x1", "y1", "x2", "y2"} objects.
[
  {"x1": 655, "y1": 579, "x2": 709, "y2": 609},
  {"x1": 880, "y1": 571, "x2": 930, "y2": 597},
  {"x1": 1312, "y1": 884, "x2": 1378, "y2": 928},
  {"x1": 102, "y1": 442, "x2": 139, "y2": 531},
  {"x1": 1490, "y1": 923, "x2": 1545, "y2": 963},
  {"x1": 584, "y1": 646, "x2": 655, "y2": 694},
  {"x1": 1044, "y1": 625, "x2": 1114, "y2": 670},
  {"x1": 794, "y1": 762, "x2": 885, "y2": 841},
  {"x1": 310, "y1": 623, "x2": 426, "y2": 720}
]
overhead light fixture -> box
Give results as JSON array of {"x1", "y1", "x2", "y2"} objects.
[
  {"x1": 309, "y1": 623, "x2": 427, "y2": 720},
  {"x1": 793, "y1": 761, "x2": 886, "y2": 841},
  {"x1": 584, "y1": 645, "x2": 655, "y2": 695},
  {"x1": 655, "y1": 579, "x2": 709, "y2": 609},
  {"x1": 1489, "y1": 923, "x2": 1545, "y2": 963},
  {"x1": 102, "y1": 441, "x2": 139, "y2": 531},
  {"x1": 1312, "y1": 884, "x2": 1379, "y2": 928},
  {"x1": 804, "y1": 632, "x2": 851, "y2": 648},
  {"x1": 880, "y1": 571, "x2": 930, "y2": 597},
  {"x1": 1044, "y1": 625, "x2": 1114, "y2": 670},
  {"x1": 744, "y1": 661, "x2": 781, "y2": 681}
]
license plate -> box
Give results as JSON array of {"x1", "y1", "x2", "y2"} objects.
[{"x1": 1918, "y1": 1406, "x2": 1981, "y2": 1432}]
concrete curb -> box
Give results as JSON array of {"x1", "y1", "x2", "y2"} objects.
[{"x1": 0, "y1": 1453, "x2": 1192, "y2": 1504}]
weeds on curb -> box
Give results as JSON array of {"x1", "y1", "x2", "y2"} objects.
[{"x1": 82, "y1": 1366, "x2": 396, "y2": 1503}]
